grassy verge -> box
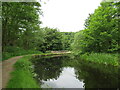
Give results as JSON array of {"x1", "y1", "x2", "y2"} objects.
[
  {"x1": 80, "y1": 53, "x2": 119, "y2": 66},
  {"x1": 7, "y1": 55, "x2": 40, "y2": 88},
  {"x1": 2, "y1": 46, "x2": 43, "y2": 61},
  {"x1": 6, "y1": 52, "x2": 68, "y2": 88}
]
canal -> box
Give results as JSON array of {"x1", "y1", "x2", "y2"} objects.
[{"x1": 31, "y1": 55, "x2": 119, "y2": 88}]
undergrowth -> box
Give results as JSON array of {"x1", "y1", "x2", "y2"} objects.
[{"x1": 80, "y1": 53, "x2": 119, "y2": 66}]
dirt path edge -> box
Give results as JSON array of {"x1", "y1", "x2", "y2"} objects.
[{"x1": 0, "y1": 56, "x2": 23, "y2": 89}]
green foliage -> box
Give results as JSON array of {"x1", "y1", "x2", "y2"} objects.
[
  {"x1": 39, "y1": 27, "x2": 63, "y2": 52},
  {"x1": 2, "y1": 46, "x2": 42, "y2": 61},
  {"x1": 71, "y1": 30, "x2": 86, "y2": 55},
  {"x1": 2, "y1": 2, "x2": 74, "y2": 60},
  {"x1": 71, "y1": 2, "x2": 119, "y2": 66},
  {"x1": 74, "y1": 58, "x2": 118, "y2": 88},
  {"x1": 61, "y1": 32, "x2": 75, "y2": 50},
  {"x1": 14, "y1": 56, "x2": 32, "y2": 70},
  {"x1": 2, "y1": 2, "x2": 43, "y2": 51},
  {"x1": 72, "y1": 2, "x2": 119, "y2": 54},
  {"x1": 38, "y1": 28, "x2": 75, "y2": 52},
  {"x1": 7, "y1": 56, "x2": 40, "y2": 88},
  {"x1": 2, "y1": 2, "x2": 47, "y2": 61},
  {"x1": 81, "y1": 53, "x2": 119, "y2": 66}
]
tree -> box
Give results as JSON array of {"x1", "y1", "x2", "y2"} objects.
[
  {"x1": 61, "y1": 32, "x2": 75, "y2": 50},
  {"x1": 39, "y1": 27, "x2": 63, "y2": 52},
  {"x1": 72, "y1": 1, "x2": 119, "y2": 54},
  {"x1": 2, "y1": 2, "x2": 43, "y2": 51}
]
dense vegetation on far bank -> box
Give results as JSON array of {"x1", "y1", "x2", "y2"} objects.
[
  {"x1": 72, "y1": 2, "x2": 119, "y2": 54},
  {"x1": 72, "y1": 1, "x2": 119, "y2": 66}
]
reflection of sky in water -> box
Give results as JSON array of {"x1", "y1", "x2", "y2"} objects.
[{"x1": 41, "y1": 67, "x2": 84, "y2": 88}]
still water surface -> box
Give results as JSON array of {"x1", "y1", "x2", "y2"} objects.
[
  {"x1": 41, "y1": 67, "x2": 84, "y2": 88},
  {"x1": 32, "y1": 55, "x2": 119, "y2": 88}
]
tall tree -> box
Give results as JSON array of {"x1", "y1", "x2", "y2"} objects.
[
  {"x1": 72, "y1": 1, "x2": 119, "y2": 54},
  {"x1": 2, "y1": 2, "x2": 42, "y2": 51}
]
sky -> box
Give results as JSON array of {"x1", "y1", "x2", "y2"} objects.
[{"x1": 40, "y1": 0, "x2": 103, "y2": 32}]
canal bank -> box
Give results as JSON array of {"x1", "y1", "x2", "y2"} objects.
[
  {"x1": 5, "y1": 53, "x2": 119, "y2": 88},
  {"x1": 5, "y1": 52, "x2": 70, "y2": 88}
]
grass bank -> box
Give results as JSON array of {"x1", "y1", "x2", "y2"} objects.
[
  {"x1": 2, "y1": 46, "x2": 43, "y2": 61},
  {"x1": 7, "y1": 55, "x2": 40, "y2": 88},
  {"x1": 80, "y1": 53, "x2": 119, "y2": 66},
  {"x1": 6, "y1": 52, "x2": 68, "y2": 88}
]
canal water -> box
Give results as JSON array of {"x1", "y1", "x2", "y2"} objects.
[{"x1": 31, "y1": 55, "x2": 119, "y2": 88}]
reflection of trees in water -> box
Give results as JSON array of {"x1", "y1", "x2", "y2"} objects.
[
  {"x1": 74, "y1": 60, "x2": 119, "y2": 88},
  {"x1": 32, "y1": 56, "x2": 65, "y2": 81},
  {"x1": 32, "y1": 55, "x2": 119, "y2": 88}
]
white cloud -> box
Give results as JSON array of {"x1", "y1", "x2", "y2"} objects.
[{"x1": 40, "y1": 0, "x2": 102, "y2": 32}]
